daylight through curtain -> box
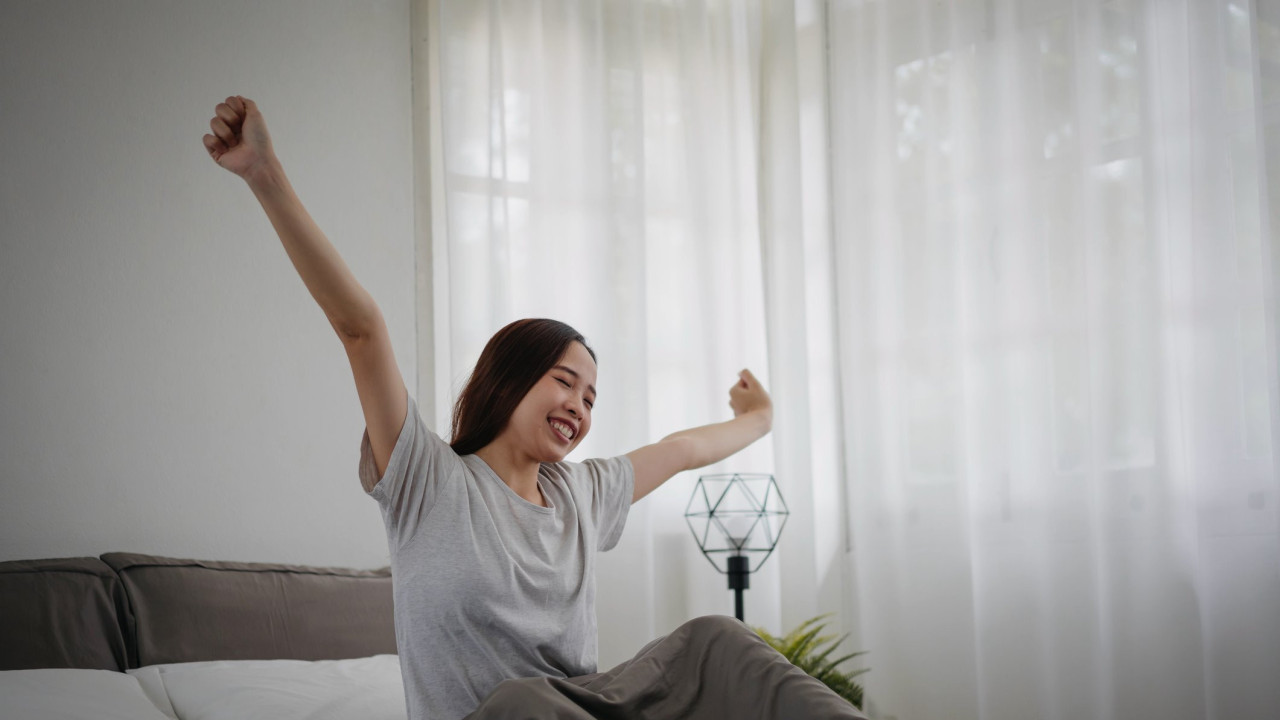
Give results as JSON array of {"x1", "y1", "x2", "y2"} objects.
[
  {"x1": 415, "y1": 0, "x2": 842, "y2": 667},
  {"x1": 829, "y1": 1, "x2": 1280, "y2": 718}
]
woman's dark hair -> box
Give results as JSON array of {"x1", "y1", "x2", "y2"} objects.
[{"x1": 450, "y1": 318, "x2": 596, "y2": 456}]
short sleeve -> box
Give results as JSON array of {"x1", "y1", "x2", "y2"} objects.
[
  {"x1": 359, "y1": 393, "x2": 459, "y2": 548},
  {"x1": 580, "y1": 456, "x2": 635, "y2": 551}
]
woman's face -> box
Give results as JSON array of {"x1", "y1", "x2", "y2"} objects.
[{"x1": 503, "y1": 341, "x2": 597, "y2": 462}]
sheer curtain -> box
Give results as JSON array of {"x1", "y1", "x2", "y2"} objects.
[
  {"x1": 830, "y1": 1, "x2": 1280, "y2": 719},
  {"x1": 411, "y1": 0, "x2": 843, "y2": 668},
  {"x1": 416, "y1": 0, "x2": 1280, "y2": 716}
]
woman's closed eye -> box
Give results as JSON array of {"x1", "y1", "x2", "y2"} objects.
[{"x1": 554, "y1": 375, "x2": 593, "y2": 408}]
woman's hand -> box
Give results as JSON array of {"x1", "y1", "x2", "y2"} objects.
[
  {"x1": 202, "y1": 95, "x2": 277, "y2": 180},
  {"x1": 729, "y1": 369, "x2": 772, "y2": 424}
]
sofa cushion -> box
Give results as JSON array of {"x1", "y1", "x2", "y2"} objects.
[
  {"x1": 0, "y1": 557, "x2": 133, "y2": 671},
  {"x1": 102, "y1": 553, "x2": 394, "y2": 667}
]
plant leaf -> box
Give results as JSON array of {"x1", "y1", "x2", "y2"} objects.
[
  {"x1": 752, "y1": 614, "x2": 869, "y2": 710},
  {"x1": 783, "y1": 624, "x2": 827, "y2": 662}
]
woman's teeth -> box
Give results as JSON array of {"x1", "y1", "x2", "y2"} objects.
[{"x1": 550, "y1": 420, "x2": 574, "y2": 440}]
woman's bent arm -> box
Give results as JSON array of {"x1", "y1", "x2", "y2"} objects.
[
  {"x1": 204, "y1": 96, "x2": 407, "y2": 478},
  {"x1": 626, "y1": 370, "x2": 772, "y2": 503}
]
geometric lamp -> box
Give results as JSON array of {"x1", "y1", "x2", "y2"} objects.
[{"x1": 684, "y1": 473, "x2": 789, "y2": 622}]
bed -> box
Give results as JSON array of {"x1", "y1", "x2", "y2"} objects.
[{"x1": 0, "y1": 553, "x2": 406, "y2": 720}]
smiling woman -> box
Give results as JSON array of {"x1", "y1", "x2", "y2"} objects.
[{"x1": 202, "y1": 95, "x2": 861, "y2": 720}]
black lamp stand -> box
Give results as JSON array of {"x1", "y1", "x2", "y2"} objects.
[{"x1": 728, "y1": 554, "x2": 749, "y2": 621}]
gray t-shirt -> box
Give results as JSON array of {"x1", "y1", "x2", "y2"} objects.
[{"x1": 359, "y1": 394, "x2": 634, "y2": 720}]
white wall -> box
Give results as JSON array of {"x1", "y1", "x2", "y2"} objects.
[{"x1": 0, "y1": 0, "x2": 415, "y2": 569}]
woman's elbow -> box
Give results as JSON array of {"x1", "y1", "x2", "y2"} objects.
[{"x1": 330, "y1": 305, "x2": 386, "y2": 344}]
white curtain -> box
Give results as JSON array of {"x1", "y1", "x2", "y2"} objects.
[
  {"x1": 417, "y1": 0, "x2": 1280, "y2": 717},
  {"x1": 831, "y1": 1, "x2": 1280, "y2": 719},
  {"x1": 412, "y1": 0, "x2": 845, "y2": 669}
]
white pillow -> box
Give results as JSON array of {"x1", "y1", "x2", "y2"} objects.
[
  {"x1": 127, "y1": 655, "x2": 407, "y2": 720},
  {"x1": 1, "y1": 668, "x2": 177, "y2": 720}
]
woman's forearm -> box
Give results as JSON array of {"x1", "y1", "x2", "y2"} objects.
[
  {"x1": 662, "y1": 409, "x2": 772, "y2": 472},
  {"x1": 628, "y1": 371, "x2": 772, "y2": 502},
  {"x1": 244, "y1": 161, "x2": 381, "y2": 339}
]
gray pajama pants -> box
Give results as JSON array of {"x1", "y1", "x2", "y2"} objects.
[{"x1": 465, "y1": 615, "x2": 869, "y2": 720}]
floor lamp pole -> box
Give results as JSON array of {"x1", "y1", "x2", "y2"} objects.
[{"x1": 728, "y1": 555, "x2": 749, "y2": 622}]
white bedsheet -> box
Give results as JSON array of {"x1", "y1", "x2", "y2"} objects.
[
  {"x1": 127, "y1": 655, "x2": 407, "y2": 720},
  {"x1": 2, "y1": 668, "x2": 177, "y2": 720},
  {"x1": 1, "y1": 655, "x2": 406, "y2": 720}
]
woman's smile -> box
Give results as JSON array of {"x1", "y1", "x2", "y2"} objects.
[{"x1": 549, "y1": 418, "x2": 577, "y2": 442}]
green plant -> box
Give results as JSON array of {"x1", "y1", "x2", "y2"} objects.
[{"x1": 753, "y1": 614, "x2": 869, "y2": 709}]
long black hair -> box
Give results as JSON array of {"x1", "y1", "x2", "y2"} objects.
[{"x1": 450, "y1": 319, "x2": 596, "y2": 456}]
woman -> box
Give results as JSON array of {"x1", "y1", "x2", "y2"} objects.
[{"x1": 203, "y1": 96, "x2": 861, "y2": 720}]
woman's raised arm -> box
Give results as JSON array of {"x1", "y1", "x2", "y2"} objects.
[
  {"x1": 203, "y1": 96, "x2": 407, "y2": 479},
  {"x1": 625, "y1": 369, "x2": 773, "y2": 503}
]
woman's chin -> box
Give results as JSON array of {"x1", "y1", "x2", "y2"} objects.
[{"x1": 543, "y1": 443, "x2": 573, "y2": 463}]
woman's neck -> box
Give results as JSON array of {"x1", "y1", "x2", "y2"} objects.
[{"x1": 474, "y1": 442, "x2": 546, "y2": 507}]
